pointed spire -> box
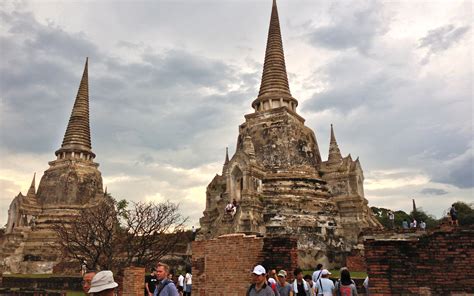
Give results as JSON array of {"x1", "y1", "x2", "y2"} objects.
[
  {"x1": 412, "y1": 199, "x2": 417, "y2": 213},
  {"x1": 224, "y1": 147, "x2": 230, "y2": 165},
  {"x1": 27, "y1": 173, "x2": 36, "y2": 196},
  {"x1": 251, "y1": 0, "x2": 298, "y2": 113},
  {"x1": 327, "y1": 124, "x2": 343, "y2": 164},
  {"x1": 55, "y1": 58, "x2": 95, "y2": 159}
]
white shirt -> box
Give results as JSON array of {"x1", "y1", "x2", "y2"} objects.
[
  {"x1": 315, "y1": 278, "x2": 334, "y2": 296},
  {"x1": 312, "y1": 270, "x2": 322, "y2": 283},
  {"x1": 178, "y1": 275, "x2": 184, "y2": 287},
  {"x1": 185, "y1": 273, "x2": 192, "y2": 285}
]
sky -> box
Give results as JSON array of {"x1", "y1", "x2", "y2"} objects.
[{"x1": 0, "y1": 0, "x2": 472, "y2": 228}]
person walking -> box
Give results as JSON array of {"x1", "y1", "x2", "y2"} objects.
[
  {"x1": 247, "y1": 265, "x2": 276, "y2": 296},
  {"x1": 177, "y1": 273, "x2": 184, "y2": 296},
  {"x1": 335, "y1": 269, "x2": 357, "y2": 296},
  {"x1": 88, "y1": 270, "x2": 118, "y2": 296},
  {"x1": 312, "y1": 264, "x2": 323, "y2": 284},
  {"x1": 276, "y1": 270, "x2": 291, "y2": 296},
  {"x1": 154, "y1": 262, "x2": 179, "y2": 296},
  {"x1": 314, "y1": 269, "x2": 334, "y2": 296},
  {"x1": 291, "y1": 268, "x2": 310, "y2": 296}
]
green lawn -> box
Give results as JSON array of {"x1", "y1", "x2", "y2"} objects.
[{"x1": 303, "y1": 270, "x2": 367, "y2": 279}]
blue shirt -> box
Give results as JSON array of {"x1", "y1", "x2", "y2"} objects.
[{"x1": 153, "y1": 279, "x2": 179, "y2": 296}]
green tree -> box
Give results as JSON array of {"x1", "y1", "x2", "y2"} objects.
[
  {"x1": 410, "y1": 208, "x2": 439, "y2": 228},
  {"x1": 452, "y1": 201, "x2": 474, "y2": 225}
]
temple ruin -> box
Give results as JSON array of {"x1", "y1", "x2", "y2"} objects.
[
  {"x1": 1, "y1": 59, "x2": 107, "y2": 274},
  {"x1": 198, "y1": 0, "x2": 382, "y2": 268}
]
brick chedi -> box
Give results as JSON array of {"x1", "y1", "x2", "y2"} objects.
[
  {"x1": 198, "y1": 0, "x2": 381, "y2": 269},
  {"x1": 1, "y1": 59, "x2": 106, "y2": 274}
]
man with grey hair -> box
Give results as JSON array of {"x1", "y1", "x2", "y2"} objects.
[{"x1": 154, "y1": 262, "x2": 179, "y2": 296}]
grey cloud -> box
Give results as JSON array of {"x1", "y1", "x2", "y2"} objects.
[
  {"x1": 419, "y1": 24, "x2": 470, "y2": 52},
  {"x1": 419, "y1": 24, "x2": 470, "y2": 64},
  {"x1": 305, "y1": 1, "x2": 388, "y2": 55},
  {"x1": 420, "y1": 188, "x2": 448, "y2": 196}
]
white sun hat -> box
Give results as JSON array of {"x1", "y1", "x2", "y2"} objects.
[{"x1": 88, "y1": 270, "x2": 118, "y2": 293}]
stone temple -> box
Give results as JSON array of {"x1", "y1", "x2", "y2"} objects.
[
  {"x1": 1, "y1": 59, "x2": 107, "y2": 273},
  {"x1": 198, "y1": 0, "x2": 382, "y2": 268}
]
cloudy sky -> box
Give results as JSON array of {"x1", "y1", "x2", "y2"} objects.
[{"x1": 0, "y1": 0, "x2": 472, "y2": 227}]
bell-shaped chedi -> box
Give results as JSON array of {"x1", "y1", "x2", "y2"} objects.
[
  {"x1": 1, "y1": 59, "x2": 106, "y2": 274},
  {"x1": 37, "y1": 58, "x2": 104, "y2": 206}
]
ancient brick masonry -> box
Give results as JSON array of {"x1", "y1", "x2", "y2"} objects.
[
  {"x1": 192, "y1": 234, "x2": 298, "y2": 296},
  {"x1": 119, "y1": 267, "x2": 145, "y2": 296},
  {"x1": 364, "y1": 227, "x2": 474, "y2": 295}
]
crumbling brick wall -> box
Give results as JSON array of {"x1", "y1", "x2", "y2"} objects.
[
  {"x1": 365, "y1": 227, "x2": 474, "y2": 295},
  {"x1": 192, "y1": 234, "x2": 297, "y2": 296}
]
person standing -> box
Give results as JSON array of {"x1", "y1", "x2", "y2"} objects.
[
  {"x1": 420, "y1": 220, "x2": 426, "y2": 231},
  {"x1": 314, "y1": 270, "x2": 334, "y2": 296},
  {"x1": 184, "y1": 268, "x2": 192, "y2": 296},
  {"x1": 388, "y1": 211, "x2": 395, "y2": 229},
  {"x1": 402, "y1": 219, "x2": 409, "y2": 229},
  {"x1": 303, "y1": 274, "x2": 316, "y2": 296},
  {"x1": 276, "y1": 270, "x2": 291, "y2": 296},
  {"x1": 154, "y1": 262, "x2": 179, "y2": 296},
  {"x1": 177, "y1": 273, "x2": 184, "y2": 295},
  {"x1": 247, "y1": 265, "x2": 276, "y2": 296},
  {"x1": 146, "y1": 268, "x2": 158, "y2": 296},
  {"x1": 450, "y1": 204, "x2": 459, "y2": 226}
]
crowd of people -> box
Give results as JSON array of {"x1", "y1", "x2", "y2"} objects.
[
  {"x1": 81, "y1": 262, "x2": 367, "y2": 296},
  {"x1": 247, "y1": 264, "x2": 367, "y2": 296}
]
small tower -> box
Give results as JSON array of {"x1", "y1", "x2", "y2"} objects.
[{"x1": 327, "y1": 124, "x2": 343, "y2": 165}]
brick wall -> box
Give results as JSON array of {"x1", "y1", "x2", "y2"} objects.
[
  {"x1": 345, "y1": 250, "x2": 366, "y2": 271},
  {"x1": 120, "y1": 267, "x2": 145, "y2": 296},
  {"x1": 365, "y1": 226, "x2": 474, "y2": 295},
  {"x1": 262, "y1": 236, "x2": 298, "y2": 279},
  {"x1": 192, "y1": 234, "x2": 298, "y2": 296}
]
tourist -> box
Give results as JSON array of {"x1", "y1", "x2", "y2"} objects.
[
  {"x1": 88, "y1": 270, "x2": 118, "y2": 296},
  {"x1": 292, "y1": 267, "x2": 310, "y2": 296},
  {"x1": 82, "y1": 270, "x2": 96, "y2": 294},
  {"x1": 247, "y1": 264, "x2": 277, "y2": 296},
  {"x1": 412, "y1": 219, "x2": 417, "y2": 229},
  {"x1": 402, "y1": 219, "x2": 409, "y2": 229},
  {"x1": 268, "y1": 268, "x2": 278, "y2": 293},
  {"x1": 177, "y1": 273, "x2": 184, "y2": 295},
  {"x1": 312, "y1": 264, "x2": 323, "y2": 283},
  {"x1": 303, "y1": 274, "x2": 316, "y2": 296},
  {"x1": 363, "y1": 276, "x2": 369, "y2": 295},
  {"x1": 154, "y1": 262, "x2": 179, "y2": 296},
  {"x1": 314, "y1": 269, "x2": 334, "y2": 296},
  {"x1": 276, "y1": 269, "x2": 291, "y2": 296},
  {"x1": 420, "y1": 220, "x2": 426, "y2": 231},
  {"x1": 225, "y1": 201, "x2": 236, "y2": 217},
  {"x1": 146, "y1": 268, "x2": 158, "y2": 296},
  {"x1": 388, "y1": 211, "x2": 395, "y2": 229},
  {"x1": 335, "y1": 269, "x2": 357, "y2": 296},
  {"x1": 183, "y1": 267, "x2": 192, "y2": 296},
  {"x1": 450, "y1": 204, "x2": 459, "y2": 226}
]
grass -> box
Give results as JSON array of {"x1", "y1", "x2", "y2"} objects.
[
  {"x1": 303, "y1": 270, "x2": 367, "y2": 279},
  {"x1": 67, "y1": 292, "x2": 86, "y2": 296}
]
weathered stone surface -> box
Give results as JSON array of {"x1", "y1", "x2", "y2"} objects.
[
  {"x1": 1, "y1": 59, "x2": 106, "y2": 274},
  {"x1": 198, "y1": 0, "x2": 382, "y2": 269}
]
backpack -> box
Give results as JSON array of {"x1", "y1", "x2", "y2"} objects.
[
  {"x1": 338, "y1": 282, "x2": 352, "y2": 296},
  {"x1": 156, "y1": 279, "x2": 171, "y2": 296}
]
